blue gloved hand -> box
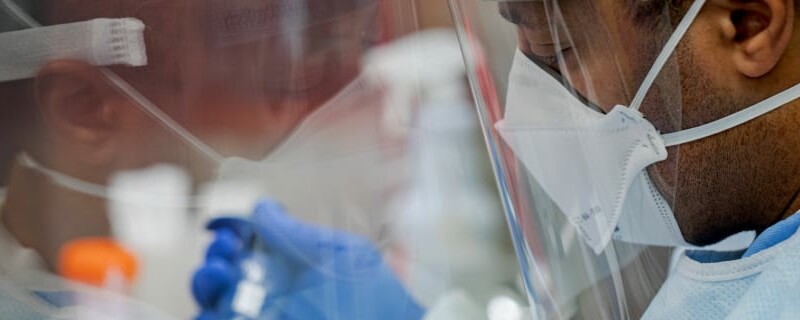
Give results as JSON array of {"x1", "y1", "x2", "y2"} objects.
[{"x1": 192, "y1": 200, "x2": 425, "y2": 320}]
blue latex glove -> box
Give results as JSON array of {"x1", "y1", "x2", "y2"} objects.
[{"x1": 192, "y1": 200, "x2": 425, "y2": 320}]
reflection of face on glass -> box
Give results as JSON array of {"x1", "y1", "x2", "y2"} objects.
[
  {"x1": 0, "y1": 2, "x2": 406, "y2": 317},
  {"x1": 130, "y1": 0, "x2": 382, "y2": 160}
]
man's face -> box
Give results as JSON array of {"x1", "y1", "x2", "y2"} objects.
[
  {"x1": 499, "y1": 0, "x2": 800, "y2": 244},
  {"x1": 127, "y1": 0, "x2": 379, "y2": 162}
]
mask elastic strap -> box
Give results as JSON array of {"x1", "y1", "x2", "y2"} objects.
[
  {"x1": 628, "y1": 0, "x2": 800, "y2": 147},
  {"x1": 663, "y1": 83, "x2": 800, "y2": 146},
  {"x1": 19, "y1": 153, "x2": 206, "y2": 208},
  {"x1": 629, "y1": 0, "x2": 707, "y2": 111},
  {"x1": 99, "y1": 69, "x2": 226, "y2": 163},
  {"x1": 18, "y1": 153, "x2": 110, "y2": 198}
]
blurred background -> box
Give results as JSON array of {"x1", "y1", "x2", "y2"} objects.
[{"x1": 0, "y1": 0, "x2": 526, "y2": 319}]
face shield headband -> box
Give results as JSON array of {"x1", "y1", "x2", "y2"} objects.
[
  {"x1": 0, "y1": 2, "x2": 146, "y2": 82},
  {"x1": 495, "y1": 0, "x2": 800, "y2": 254}
]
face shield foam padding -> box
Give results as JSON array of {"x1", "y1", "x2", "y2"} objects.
[{"x1": 0, "y1": 18, "x2": 147, "y2": 82}]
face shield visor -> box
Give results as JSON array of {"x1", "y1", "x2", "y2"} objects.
[
  {"x1": 0, "y1": 0, "x2": 456, "y2": 317},
  {"x1": 448, "y1": 0, "x2": 800, "y2": 317}
]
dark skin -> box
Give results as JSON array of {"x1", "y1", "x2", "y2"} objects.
[
  {"x1": 0, "y1": 0, "x2": 379, "y2": 269},
  {"x1": 500, "y1": 0, "x2": 800, "y2": 245}
]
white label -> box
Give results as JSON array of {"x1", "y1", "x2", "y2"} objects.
[{"x1": 232, "y1": 281, "x2": 267, "y2": 318}]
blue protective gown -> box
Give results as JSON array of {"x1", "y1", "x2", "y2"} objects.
[{"x1": 643, "y1": 213, "x2": 800, "y2": 320}]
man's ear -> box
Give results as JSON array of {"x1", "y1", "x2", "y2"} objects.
[
  {"x1": 718, "y1": 0, "x2": 795, "y2": 77},
  {"x1": 33, "y1": 60, "x2": 123, "y2": 166}
]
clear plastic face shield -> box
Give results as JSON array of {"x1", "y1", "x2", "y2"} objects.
[
  {"x1": 450, "y1": 0, "x2": 800, "y2": 318},
  {"x1": 0, "y1": 0, "x2": 460, "y2": 318}
]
